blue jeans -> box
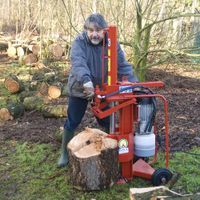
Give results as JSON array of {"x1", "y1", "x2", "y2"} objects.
[{"x1": 64, "y1": 96, "x2": 110, "y2": 132}]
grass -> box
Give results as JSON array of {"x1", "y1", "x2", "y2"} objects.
[{"x1": 0, "y1": 141, "x2": 200, "y2": 200}]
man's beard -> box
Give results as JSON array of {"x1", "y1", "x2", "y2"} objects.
[{"x1": 90, "y1": 37, "x2": 102, "y2": 45}]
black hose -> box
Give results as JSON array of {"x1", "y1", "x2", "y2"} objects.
[{"x1": 103, "y1": 85, "x2": 157, "y2": 133}]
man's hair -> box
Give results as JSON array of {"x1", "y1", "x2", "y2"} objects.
[{"x1": 84, "y1": 13, "x2": 108, "y2": 30}]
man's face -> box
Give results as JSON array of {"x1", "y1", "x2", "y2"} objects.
[{"x1": 86, "y1": 24, "x2": 104, "y2": 45}]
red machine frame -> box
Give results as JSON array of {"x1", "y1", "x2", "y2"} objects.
[{"x1": 92, "y1": 26, "x2": 170, "y2": 182}]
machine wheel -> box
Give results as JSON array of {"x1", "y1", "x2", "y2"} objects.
[{"x1": 151, "y1": 168, "x2": 172, "y2": 186}]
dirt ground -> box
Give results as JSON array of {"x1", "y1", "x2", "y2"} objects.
[{"x1": 0, "y1": 55, "x2": 200, "y2": 152}]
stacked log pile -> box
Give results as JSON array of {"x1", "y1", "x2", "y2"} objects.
[
  {"x1": 6, "y1": 42, "x2": 65, "y2": 64},
  {"x1": 1, "y1": 68, "x2": 68, "y2": 121},
  {"x1": 0, "y1": 33, "x2": 68, "y2": 122},
  {"x1": 0, "y1": 33, "x2": 66, "y2": 64}
]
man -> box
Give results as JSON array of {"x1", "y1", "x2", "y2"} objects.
[{"x1": 58, "y1": 13, "x2": 138, "y2": 167}]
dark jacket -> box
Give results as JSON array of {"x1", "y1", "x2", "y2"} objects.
[{"x1": 67, "y1": 31, "x2": 138, "y2": 98}]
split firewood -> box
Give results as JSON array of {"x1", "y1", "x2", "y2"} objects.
[
  {"x1": 129, "y1": 186, "x2": 199, "y2": 200},
  {"x1": 48, "y1": 82, "x2": 63, "y2": 99},
  {"x1": 23, "y1": 53, "x2": 38, "y2": 65},
  {"x1": 0, "y1": 108, "x2": 13, "y2": 121},
  {"x1": 68, "y1": 128, "x2": 119, "y2": 191},
  {"x1": 4, "y1": 74, "x2": 22, "y2": 94},
  {"x1": 48, "y1": 43, "x2": 64, "y2": 59}
]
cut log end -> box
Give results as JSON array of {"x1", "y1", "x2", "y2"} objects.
[
  {"x1": 0, "y1": 108, "x2": 13, "y2": 121},
  {"x1": 7, "y1": 46, "x2": 17, "y2": 58},
  {"x1": 48, "y1": 85, "x2": 61, "y2": 99},
  {"x1": 4, "y1": 76, "x2": 21, "y2": 93}
]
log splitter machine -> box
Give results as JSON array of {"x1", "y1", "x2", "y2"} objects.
[{"x1": 92, "y1": 26, "x2": 172, "y2": 186}]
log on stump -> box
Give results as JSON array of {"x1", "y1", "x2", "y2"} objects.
[
  {"x1": 4, "y1": 75, "x2": 22, "y2": 93},
  {"x1": 68, "y1": 128, "x2": 119, "y2": 191}
]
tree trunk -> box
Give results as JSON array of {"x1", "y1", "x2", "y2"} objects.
[
  {"x1": 4, "y1": 74, "x2": 22, "y2": 94},
  {"x1": 68, "y1": 128, "x2": 119, "y2": 191}
]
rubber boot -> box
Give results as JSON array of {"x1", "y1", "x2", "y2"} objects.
[{"x1": 57, "y1": 129, "x2": 74, "y2": 167}]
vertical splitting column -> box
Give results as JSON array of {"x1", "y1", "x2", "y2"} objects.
[{"x1": 107, "y1": 26, "x2": 117, "y2": 86}]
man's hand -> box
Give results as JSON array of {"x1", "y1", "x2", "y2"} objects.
[{"x1": 83, "y1": 81, "x2": 94, "y2": 100}]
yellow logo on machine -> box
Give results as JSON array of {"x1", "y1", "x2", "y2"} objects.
[{"x1": 118, "y1": 139, "x2": 129, "y2": 154}]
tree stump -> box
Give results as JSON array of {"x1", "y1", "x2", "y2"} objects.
[{"x1": 68, "y1": 128, "x2": 119, "y2": 191}]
